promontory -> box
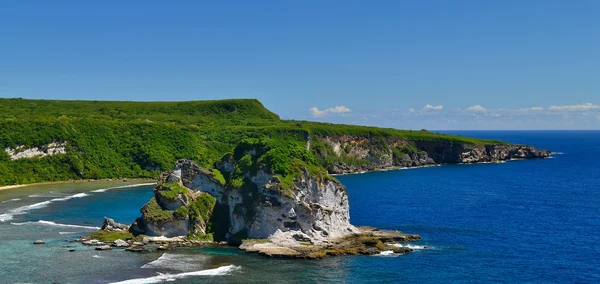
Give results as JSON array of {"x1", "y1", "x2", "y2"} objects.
[{"x1": 0, "y1": 98, "x2": 550, "y2": 257}]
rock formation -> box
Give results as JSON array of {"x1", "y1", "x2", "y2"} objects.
[
  {"x1": 129, "y1": 175, "x2": 216, "y2": 239},
  {"x1": 312, "y1": 135, "x2": 550, "y2": 174},
  {"x1": 4, "y1": 142, "x2": 66, "y2": 161},
  {"x1": 120, "y1": 136, "x2": 550, "y2": 258}
]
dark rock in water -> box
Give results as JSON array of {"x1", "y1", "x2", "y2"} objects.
[
  {"x1": 33, "y1": 240, "x2": 45, "y2": 245},
  {"x1": 125, "y1": 246, "x2": 147, "y2": 253},
  {"x1": 101, "y1": 217, "x2": 129, "y2": 231},
  {"x1": 95, "y1": 245, "x2": 112, "y2": 251},
  {"x1": 69, "y1": 249, "x2": 76, "y2": 252}
]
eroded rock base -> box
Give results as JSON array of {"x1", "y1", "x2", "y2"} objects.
[{"x1": 239, "y1": 227, "x2": 421, "y2": 259}]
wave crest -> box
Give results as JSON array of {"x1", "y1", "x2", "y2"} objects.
[
  {"x1": 0, "y1": 192, "x2": 91, "y2": 222},
  {"x1": 110, "y1": 265, "x2": 241, "y2": 284},
  {"x1": 91, "y1": 183, "x2": 156, "y2": 193},
  {"x1": 11, "y1": 220, "x2": 100, "y2": 230}
]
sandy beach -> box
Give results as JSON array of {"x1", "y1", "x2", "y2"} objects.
[{"x1": 0, "y1": 178, "x2": 155, "y2": 192}]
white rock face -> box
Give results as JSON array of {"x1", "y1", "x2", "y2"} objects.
[
  {"x1": 144, "y1": 218, "x2": 190, "y2": 238},
  {"x1": 5, "y1": 142, "x2": 66, "y2": 160},
  {"x1": 172, "y1": 159, "x2": 357, "y2": 244}
]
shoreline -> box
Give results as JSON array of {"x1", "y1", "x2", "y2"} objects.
[
  {"x1": 0, "y1": 178, "x2": 156, "y2": 192},
  {"x1": 330, "y1": 156, "x2": 554, "y2": 176}
]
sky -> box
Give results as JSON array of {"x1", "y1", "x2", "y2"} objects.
[{"x1": 1, "y1": 0, "x2": 599, "y2": 130}]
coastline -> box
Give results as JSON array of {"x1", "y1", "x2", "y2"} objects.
[
  {"x1": 330, "y1": 164, "x2": 441, "y2": 176},
  {"x1": 330, "y1": 156, "x2": 553, "y2": 176},
  {"x1": 0, "y1": 178, "x2": 156, "y2": 192}
]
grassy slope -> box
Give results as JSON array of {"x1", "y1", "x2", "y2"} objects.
[{"x1": 0, "y1": 98, "x2": 504, "y2": 186}]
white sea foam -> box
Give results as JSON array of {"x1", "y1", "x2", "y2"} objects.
[
  {"x1": 141, "y1": 253, "x2": 208, "y2": 271},
  {"x1": 10, "y1": 220, "x2": 100, "y2": 230},
  {"x1": 59, "y1": 231, "x2": 76, "y2": 235},
  {"x1": 390, "y1": 243, "x2": 429, "y2": 250},
  {"x1": 110, "y1": 265, "x2": 241, "y2": 284},
  {"x1": 378, "y1": 250, "x2": 396, "y2": 256},
  {"x1": 92, "y1": 255, "x2": 103, "y2": 258},
  {"x1": 91, "y1": 183, "x2": 156, "y2": 193},
  {"x1": 49, "y1": 193, "x2": 89, "y2": 202},
  {"x1": 0, "y1": 192, "x2": 93, "y2": 222},
  {"x1": 1, "y1": 198, "x2": 21, "y2": 203},
  {"x1": 0, "y1": 200, "x2": 52, "y2": 222}
]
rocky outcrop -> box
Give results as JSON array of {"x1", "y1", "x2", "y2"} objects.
[
  {"x1": 129, "y1": 176, "x2": 217, "y2": 239},
  {"x1": 240, "y1": 227, "x2": 421, "y2": 258},
  {"x1": 414, "y1": 141, "x2": 551, "y2": 164},
  {"x1": 313, "y1": 135, "x2": 550, "y2": 174},
  {"x1": 101, "y1": 217, "x2": 129, "y2": 231},
  {"x1": 127, "y1": 156, "x2": 424, "y2": 258},
  {"x1": 4, "y1": 142, "x2": 66, "y2": 160},
  {"x1": 173, "y1": 159, "x2": 359, "y2": 244}
]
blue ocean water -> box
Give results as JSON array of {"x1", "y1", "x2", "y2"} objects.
[{"x1": 0, "y1": 131, "x2": 598, "y2": 283}]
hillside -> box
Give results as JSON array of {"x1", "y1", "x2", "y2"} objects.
[{"x1": 0, "y1": 98, "x2": 546, "y2": 186}]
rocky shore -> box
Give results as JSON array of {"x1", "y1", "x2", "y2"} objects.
[
  {"x1": 79, "y1": 137, "x2": 550, "y2": 259},
  {"x1": 240, "y1": 227, "x2": 421, "y2": 258},
  {"x1": 317, "y1": 135, "x2": 551, "y2": 175}
]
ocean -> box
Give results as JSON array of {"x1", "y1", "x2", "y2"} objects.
[{"x1": 0, "y1": 131, "x2": 598, "y2": 283}]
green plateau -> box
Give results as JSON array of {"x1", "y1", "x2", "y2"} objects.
[{"x1": 0, "y1": 98, "x2": 506, "y2": 186}]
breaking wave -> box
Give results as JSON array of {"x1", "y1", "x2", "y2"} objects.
[
  {"x1": 1, "y1": 198, "x2": 21, "y2": 203},
  {"x1": 378, "y1": 250, "x2": 396, "y2": 256},
  {"x1": 91, "y1": 183, "x2": 156, "y2": 193},
  {"x1": 110, "y1": 265, "x2": 241, "y2": 284},
  {"x1": 141, "y1": 253, "x2": 209, "y2": 271},
  {"x1": 10, "y1": 220, "x2": 100, "y2": 230},
  {"x1": 390, "y1": 243, "x2": 430, "y2": 250},
  {"x1": 0, "y1": 192, "x2": 90, "y2": 222}
]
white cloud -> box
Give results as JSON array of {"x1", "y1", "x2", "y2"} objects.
[
  {"x1": 548, "y1": 103, "x2": 599, "y2": 111},
  {"x1": 309, "y1": 105, "x2": 351, "y2": 117},
  {"x1": 409, "y1": 108, "x2": 416, "y2": 113},
  {"x1": 466, "y1": 105, "x2": 487, "y2": 112},
  {"x1": 520, "y1": 107, "x2": 544, "y2": 112},
  {"x1": 423, "y1": 104, "x2": 443, "y2": 110}
]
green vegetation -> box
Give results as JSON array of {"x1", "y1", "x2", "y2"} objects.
[
  {"x1": 156, "y1": 182, "x2": 189, "y2": 200},
  {"x1": 186, "y1": 232, "x2": 214, "y2": 242},
  {"x1": 210, "y1": 169, "x2": 226, "y2": 186},
  {"x1": 188, "y1": 193, "x2": 217, "y2": 227},
  {"x1": 88, "y1": 230, "x2": 142, "y2": 242},
  {"x1": 0, "y1": 98, "x2": 507, "y2": 186},
  {"x1": 141, "y1": 198, "x2": 175, "y2": 223}
]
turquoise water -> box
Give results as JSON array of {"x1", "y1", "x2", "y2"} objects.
[{"x1": 0, "y1": 131, "x2": 598, "y2": 283}]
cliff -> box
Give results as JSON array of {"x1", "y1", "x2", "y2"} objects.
[
  {"x1": 92, "y1": 133, "x2": 550, "y2": 258},
  {"x1": 124, "y1": 138, "x2": 422, "y2": 258},
  {"x1": 0, "y1": 98, "x2": 548, "y2": 187},
  {"x1": 132, "y1": 155, "x2": 358, "y2": 244},
  {"x1": 310, "y1": 135, "x2": 550, "y2": 174}
]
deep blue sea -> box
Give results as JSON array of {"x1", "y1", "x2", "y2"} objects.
[{"x1": 0, "y1": 131, "x2": 598, "y2": 283}]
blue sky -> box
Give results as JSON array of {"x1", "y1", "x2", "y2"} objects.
[{"x1": 1, "y1": 1, "x2": 598, "y2": 129}]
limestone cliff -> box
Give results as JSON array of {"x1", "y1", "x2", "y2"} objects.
[
  {"x1": 126, "y1": 135, "x2": 550, "y2": 258},
  {"x1": 311, "y1": 135, "x2": 550, "y2": 174},
  {"x1": 130, "y1": 176, "x2": 216, "y2": 239},
  {"x1": 166, "y1": 158, "x2": 358, "y2": 243}
]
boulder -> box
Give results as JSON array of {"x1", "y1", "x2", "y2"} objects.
[
  {"x1": 113, "y1": 239, "x2": 129, "y2": 247},
  {"x1": 95, "y1": 245, "x2": 112, "y2": 251},
  {"x1": 125, "y1": 246, "x2": 147, "y2": 253},
  {"x1": 33, "y1": 240, "x2": 45, "y2": 245},
  {"x1": 101, "y1": 217, "x2": 129, "y2": 231}
]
